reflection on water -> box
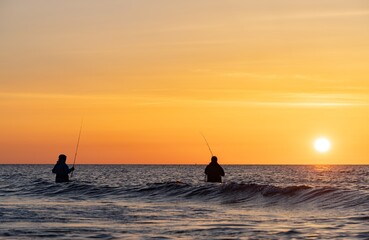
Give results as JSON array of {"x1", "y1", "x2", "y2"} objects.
[{"x1": 313, "y1": 165, "x2": 332, "y2": 172}]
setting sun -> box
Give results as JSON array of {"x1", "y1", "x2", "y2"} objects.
[{"x1": 314, "y1": 137, "x2": 331, "y2": 153}]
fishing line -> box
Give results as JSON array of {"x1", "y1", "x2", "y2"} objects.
[
  {"x1": 71, "y1": 117, "x2": 83, "y2": 177},
  {"x1": 200, "y1": 132, "x2": 214, "y2": 157}
]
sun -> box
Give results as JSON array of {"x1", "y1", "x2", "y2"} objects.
[{"x1": 314, "y1": 137, "x2": 331, "y2": 153}]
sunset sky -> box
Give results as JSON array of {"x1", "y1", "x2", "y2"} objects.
[{"x1": 1, "y1": 0, "x2": 368, "y2": 164}]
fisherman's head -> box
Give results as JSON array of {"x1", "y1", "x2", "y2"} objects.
[
  {"x1": 211, "y1": 156, "x2": 218, "y2": 163},
  {"x1": 58, "y1": 154, "x2": 67, "y2": 163}
]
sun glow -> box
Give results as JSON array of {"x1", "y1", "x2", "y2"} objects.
[{"x1": 314, "y1": 137, "x2": 331, "y2": 153}]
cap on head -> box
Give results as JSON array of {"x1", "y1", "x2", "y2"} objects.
[
  {"x1": 211, "y1": 156, "x2": 218, "y2": 162},
  {"x1": 58, "y1": 154, "x2": 67, "y2": 162}
]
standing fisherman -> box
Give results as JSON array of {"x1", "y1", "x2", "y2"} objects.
[
  {"x1": 200, "y1": 133, "x2": 225, "y2": 183},
  {"x1": 205, "y1": 156, "x2": 225, "y2": 183},
  {"x1": 52, "y1": 154, "x2": 75, "y2": 183}
]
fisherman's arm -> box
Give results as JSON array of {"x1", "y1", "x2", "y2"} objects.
[
  {"x1": 220, "y1": 166, "x2": 225, "y2": 176},
  {"x1": 204, "y1": 165, "x2": 210, "y2": 175},
  {"x1": 52, "y1": 165, "x2": 59, "y2": 174},
  {"x1": 68, "y1": 166, "x2": 75, "y2": 173}
]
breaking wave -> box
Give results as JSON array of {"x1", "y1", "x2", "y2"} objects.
[{"x1": 4, "y1": 179, "x2": 369, "y2": 210}]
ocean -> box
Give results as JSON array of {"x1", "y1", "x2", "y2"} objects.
[{"x1": 0, "y1": 165, "x2": 368, "y2": 239}]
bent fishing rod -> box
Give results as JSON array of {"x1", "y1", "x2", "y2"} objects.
[{"x1": 71, "y1": 117, "x2": 83, "y2": 178}]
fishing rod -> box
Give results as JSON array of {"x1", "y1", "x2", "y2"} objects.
[
  {"x1": 71, "y1": 117, "x2": 83, "y2": 178},
  {"x1": 200, "y1": 132, "x2": 214, "y2": 183},
  {"x1": 200, "y1": 132, "x2": 214, "y2": 157}
]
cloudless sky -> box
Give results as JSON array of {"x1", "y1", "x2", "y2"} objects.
[{"x1": 1, "y1": 0, "x2": 368, "y2": 164}]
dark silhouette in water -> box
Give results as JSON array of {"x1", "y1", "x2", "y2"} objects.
[
  {"x1": 205, "y1": 156, "x2": 225, "y2": 183},
  {"x1": 52, "y1": 154, "x2": 75, "y2": 183}
]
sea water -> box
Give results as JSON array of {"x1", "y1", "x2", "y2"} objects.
[{"x1": 0, "y1": 165, "x2": 368, "y2": 239}]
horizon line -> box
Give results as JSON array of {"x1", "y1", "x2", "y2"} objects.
[{"x1": 1, "y1": 163, "x2": 368, "y2": 166}]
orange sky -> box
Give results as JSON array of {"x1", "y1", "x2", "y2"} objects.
[{"x1": 1, "y1": 0, "x2": 368, "y2": 164}]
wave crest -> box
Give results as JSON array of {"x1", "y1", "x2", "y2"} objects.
[{"x1": 4, "y1": 179, "x2": 369, "y2": 210}]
